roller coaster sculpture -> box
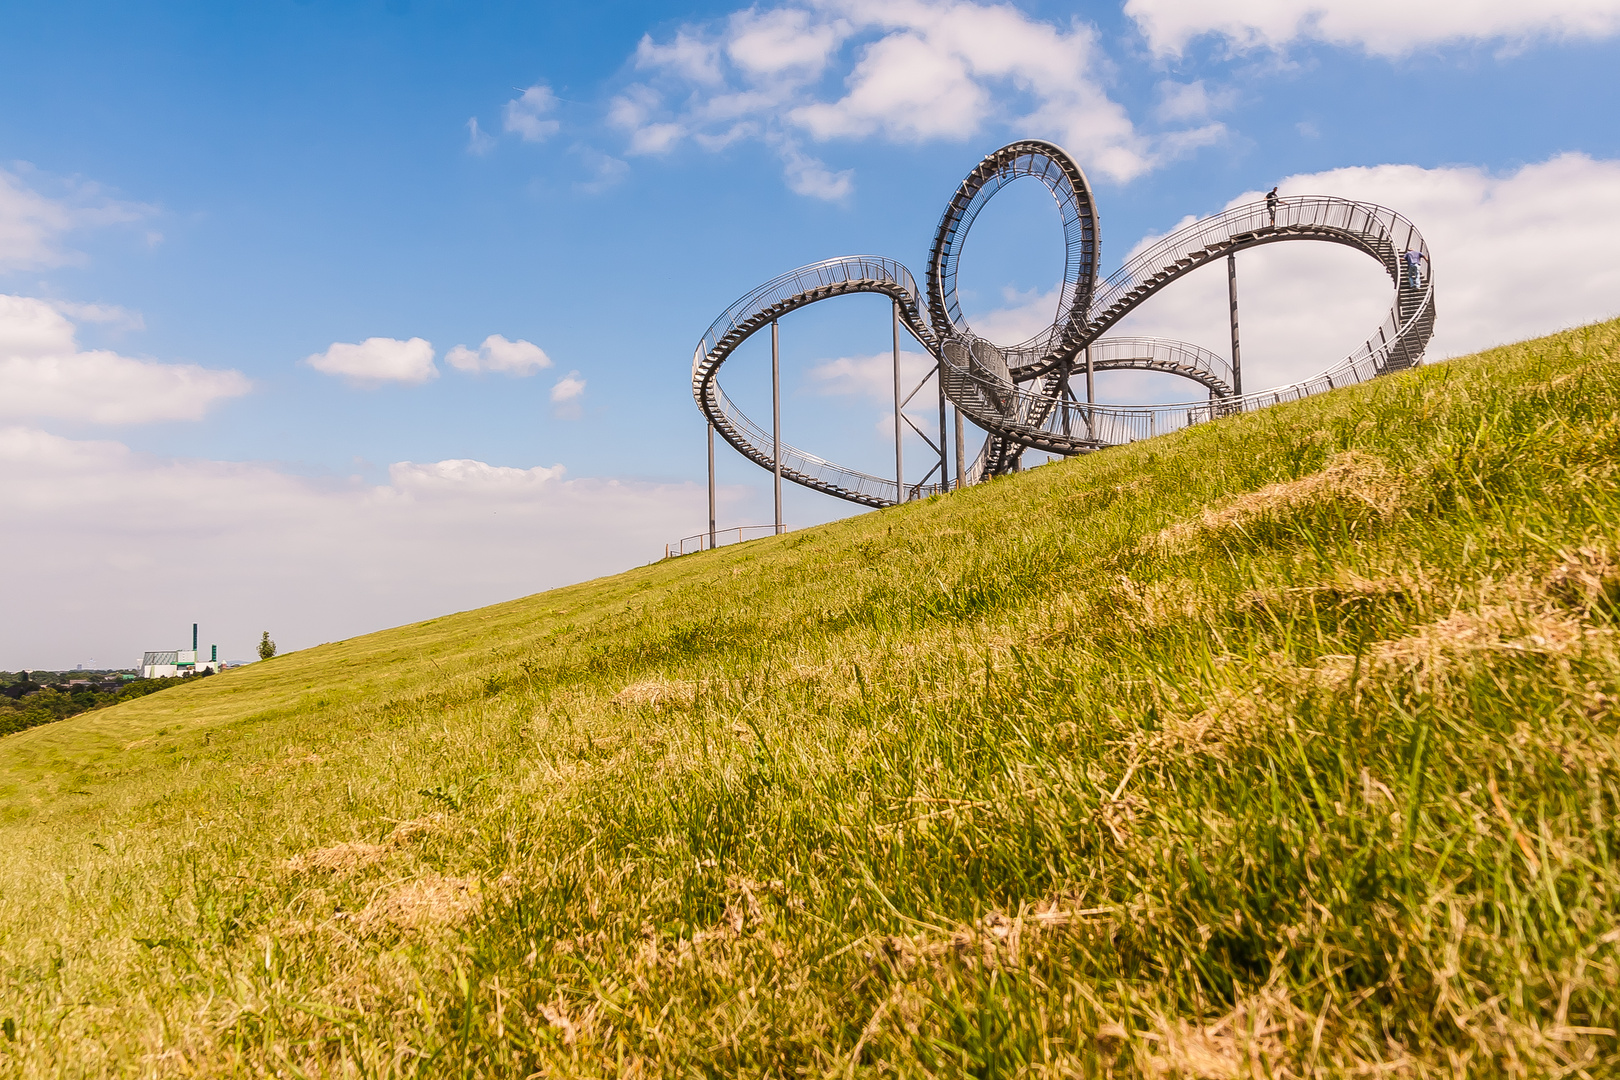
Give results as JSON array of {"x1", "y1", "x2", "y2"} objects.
[{"x1": 689, "y1": 139, "x2": 1436, "y2": 525}]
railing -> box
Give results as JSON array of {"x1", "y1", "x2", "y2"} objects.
[
  {"x1": 688, "y1": 164, "x2": 1435, "y2": 505},
  {"x1": 928, "y1": 140, "x2": 1097, "y2": 372},
  {"x1": 1086, "y1": 336, "x2": 1235, "y2": 396},
  {"x1": 692, "y1": 254, "x2": 946, "y2": 508},
  {"x1": 705, "y1": 383, "x2": 947, "y2": 505},
  {"x1": 693, "y1": 255, "x2": 932, "y2": 378},
  {"x1": 1085, "y1": 196, "x2": 1422, "y2": 337},
  {"x1": 665, "y1": 524, "x2": 786, "y2": 558},
  {"x1": 935, "y1": 194, "x2": 1434, "y2": 455}
]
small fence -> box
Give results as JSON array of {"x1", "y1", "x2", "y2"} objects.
[{"x1": 665, "y1": 524, "x2": 787, "y2": 558}]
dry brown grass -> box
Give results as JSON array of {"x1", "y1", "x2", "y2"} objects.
[
  {"x1": 283, "y1": 814, "x2": 445, "y2": 874},
  {"x1": 1546, "y1": 545, "x2": 1620, "y2": 614},
  {"x1": 358, "y1": 873, "x2": 481, "y2": 932},
  {"x1": 879, "y1": 897, "x2": 1113, "y2": 976},
  {"x1": 1158, "y1": 451, "x2": 1405, "y2": 549},
  {"x1": 285, "y1": 840, "x2": 389, "y2": 875},
  {"x1": 610, "y1": 678, "x2": 699, "y2": 709}
]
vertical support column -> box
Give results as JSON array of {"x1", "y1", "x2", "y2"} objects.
[
  {"x1": 1085, "y1": 345, "x2": 1095, "y2": 441},
  {"x1": 771, "y1": 320, "x2": 783, "y2": 534},
  {"x1": 892, "y1": 300, "x2": 904, "y2": 504},
  {"x1": 1227, "y1": 252, "x2": 1243, "y2": 399},
  {"x1": 936, "y1": 352, "x2": 949, "y2": 492},
  {"x1": 954, "y1": 408, "x2": 966, "y2": 489},
  {"x1": 706, "y1": 421, "x2": 716, "y2": 550}
]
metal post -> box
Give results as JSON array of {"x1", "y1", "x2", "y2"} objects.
[
  {"x1": 954, "y1": 407, "x2": 966, "y2": 489},
  {"x1": 1085, "y1": 345, "x2": 1094, "y2": 441},
  {"x1": 936, "y1": 353, "x2": 949, "y2": 492},
  {"x1": 771, "y1": 320, "x2": 783, "y2": 533},
  {"x1": 706, "y1": 422, "x2": 716, "y2": 550},
  {"x1": 1227, "y1": 252, "x2": 1243, "y2": 398},
  {"x1": 892, "y1": 300, "x2": 903, "y2": 503}
]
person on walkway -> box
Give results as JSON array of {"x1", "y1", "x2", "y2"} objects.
[
  {"x1": 1266, "y1": 186, "x2": 1279, "y2": 225},
  {"x1": 1403, "y1": 248, "x2": 1426, "y2": 288}
]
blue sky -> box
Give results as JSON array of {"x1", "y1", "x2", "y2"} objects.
[{"x1": 3, "y1": 0, "x2": 1619, "y2": 668}]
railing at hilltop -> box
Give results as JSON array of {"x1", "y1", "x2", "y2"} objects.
[{"x1": 665, "y1": 524, "x2": 787, "y2": 558}]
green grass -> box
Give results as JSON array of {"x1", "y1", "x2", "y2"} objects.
[{"x1": 4, "y1": 319, "x2": 1620, "y2": 1077}]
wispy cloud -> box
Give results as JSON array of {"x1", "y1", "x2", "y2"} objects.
[
  {"x1": 1126, "y1": 0, "x2": 1620, "y2": 56},
  {"x1": 504, "y1": 84, "x2": 561, "y2": 142},
  {"x1": 0, "y1": 165, "x2": 155, "y2": 271},
  {"x1": 0, "y1": 426, "x2": 708, "y2": 665},
  {"x1": 605, "y1": 0, "x2": 1223, "y2": 200},
  {"x1": 0, "y1": 294, "x2": 248, "y2": 423},
  {"x1": 465, "y1": 117, "x2": 496, "y2": 155}
]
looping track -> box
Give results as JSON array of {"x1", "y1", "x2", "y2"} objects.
[{"x1": 692, "y1": 141, "x2": 1436, "y2": 507}]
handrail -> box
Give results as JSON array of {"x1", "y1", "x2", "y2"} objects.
[
  {"x1": 665, "y1": 524, "x2": 784, "y2": 558},
  {"x1": 691, "y1": 254, "x2": 944, "y2": 508},
  {"x1": 937, "y1": 193, "x2": 1435, "y2": 454},
  {"x1": 688, "y1": 143, "x2": 1436, "y2": 509}
]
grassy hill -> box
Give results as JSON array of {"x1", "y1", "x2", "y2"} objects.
[{"x1": 3, "y1": 319, "x2": 1619, "y2": 1078}]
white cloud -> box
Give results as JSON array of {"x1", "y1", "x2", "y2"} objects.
[
  {"x1": 504, "y1": 84, "x2": 561, "y2": 142},
  {"x1": 306, "y1": 337, "x2": 438, "y2": 386},
  {"x1": 446, "y1": 334, "x2": 552, "y2": 376},
  {"x1": 806, "y1": 348, "x2": 935, "y2": 399},
  {"x1": 466, "y1": 117, "x2": 496, "y2": 155},
  {"x1": 387, "y1": 457, "x2": 566, "y2": 491},
  {"x1": 0, "y1": 165, "x2": 153, "y2": 271},
  {"x1": 612, "y1": 0, "x2": 1217, "y2": 196},
  {"x1": 730, "y1": 7, "x2": 849, "y2": 76},
  {"x1": 0, "y1": 427, "x2": 716, "y2": 668},
  {"x1": 1104, "y1": 153, "x2": 1620, "y2": 403},
  {"x1": 1126, "y1": 0, "x2": 1620, "y2": 56},
  {"x1": 967, "y1": 285, "x2": 1065, "y2": 345},
  {"x1": 780, "y1": 141, "x2": 855, "y2": 200},
  {"x1": 636, "y1": 30, "x2": 725, "y2": 84},
  {"x1": 574, "y1": 146, "x2": 630, "y2": 193},
  {"x1": 46, "y1": 300, "x2": 145, "y2": 331},
  {"x1": 0, "y1": 294, "x2": 249, "y2": 423},
  {"x1": 1154, "y1": 80, "x2": 1235, "y2": 123},
  {"x1": 549, "y1": 371, "x2": 586, "y2": 417}
]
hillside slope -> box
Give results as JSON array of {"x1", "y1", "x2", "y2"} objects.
[{"x1": 4, "y1": 319, "x2": 1620, "y2": 1077}]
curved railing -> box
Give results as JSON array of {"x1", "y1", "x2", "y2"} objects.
[
  {"x1": 940, "y1": 194, "x2": 1435, "y2": 454},
  {"x1": 691, "y1": 255, "x2": 942, "y2": 508},
  {"x1": 689, "y1": 143, "x2": 1437, "y2": 512},
  {"x1": 1086, "y1": 336, "x2": 1236, "y2": 398},
  {"x1": 926, "y1": 139, "x2": 1099, "y2": 374}
]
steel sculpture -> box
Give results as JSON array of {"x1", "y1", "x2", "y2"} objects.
[{"x1": 691, "y1": 139, "x2": 1435, "y2": 510}]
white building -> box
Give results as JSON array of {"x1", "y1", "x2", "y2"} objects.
[{"x1": 141, "y1": 624, "x2": 222, "y2": 678}]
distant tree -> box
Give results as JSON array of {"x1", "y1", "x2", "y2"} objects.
[{"x1": 258, "y1": 632, "x2": 277, "y2": 661}]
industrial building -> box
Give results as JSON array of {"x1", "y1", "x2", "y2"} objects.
[{"x1": 141, "y1": 624, "x2": 222, "y2": 679}]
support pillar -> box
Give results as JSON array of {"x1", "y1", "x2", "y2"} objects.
[
  {"x1": 892, "y1": 301, "x2": 903, "y2": 503},
  {"x1": 937, "y1": 353, "x2": 949, "y2": 492},
  {"x1": 1227, "y1": 252, "x2": 1243, "y2": 398},
  {"x1": 706, "y1": 422, "x2": 716, "y2": 550},
  {"x1": 954, "y1": 408, "x2": 966, "y2": 489},
  {"x1": 771, "y1": 320, "x2": 783, "y2": 534},
  {"x1": 1085, "y1": 345, "x2": 1095, "y2": 441}
]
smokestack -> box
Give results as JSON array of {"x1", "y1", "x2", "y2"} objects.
[
  {"x1": 192, "y1": 623, "x2": 198, "y2": 651},
  {"x1": 211, "y1": 645, "x2": 217, "y2": 662}
]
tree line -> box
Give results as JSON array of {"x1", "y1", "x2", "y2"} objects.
[{"x1": 0, "y1": 670, "x2": 197, "y2": 738}]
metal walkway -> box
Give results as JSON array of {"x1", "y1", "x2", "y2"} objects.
[{"x1": 691, "y1": 140, "x2": 1436, "y2": 508}]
